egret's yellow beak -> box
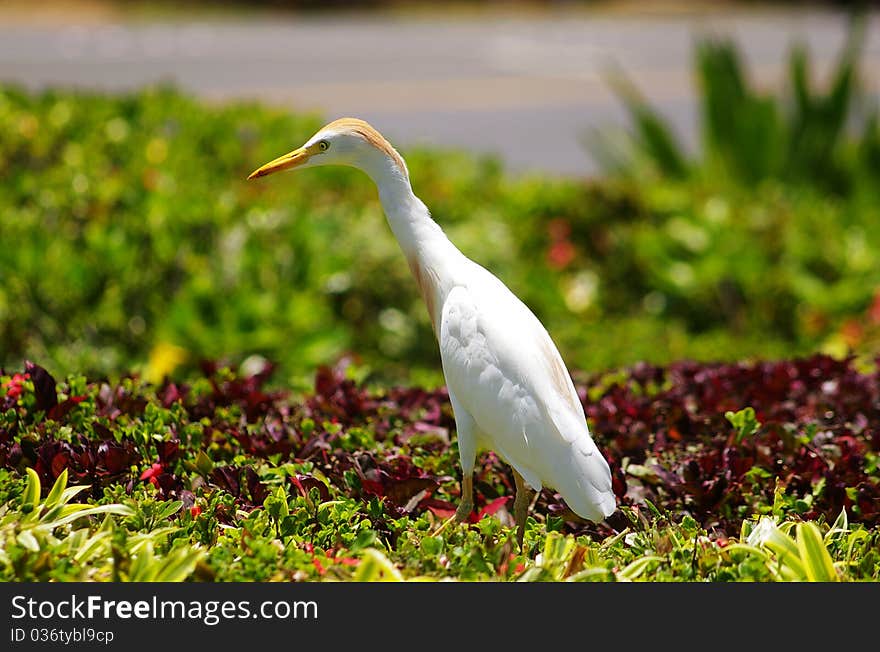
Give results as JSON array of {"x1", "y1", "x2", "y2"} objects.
[{"x1": 247, "y1": 146, "x2": 311, "y2": 180}]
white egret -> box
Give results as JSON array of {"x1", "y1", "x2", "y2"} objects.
[{"x1": 248, "y1": 118, "x2": 616, "y2": 548}]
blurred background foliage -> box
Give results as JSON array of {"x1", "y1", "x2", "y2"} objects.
[{"x1": 2, "y1": 21, "x2": 880, "y2": 389}]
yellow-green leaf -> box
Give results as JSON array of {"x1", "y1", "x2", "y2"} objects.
[
  {"x1": 152, "y1": 547, "x2": 204, "y2": 582},
  {"x1": 540, "y1": 531, "x2": 576, "y2": 579},
  {"x1": 59, "y1": 484, "x2": 91, "y2": 505},
  {"x1": 618, "y1": 555, "x2": 664, "y2": 581},
  {"x1": 796, "y1": 522, "x2": 839, "y2": 582},
  {"x1": 22, "y1": 467, "x2": 41, "y2": 510},
  {"x1": 44, "y1": 469, "x2": 68, "y2": 509},
  {"x1": 567, "y1": 567, "x2": 615, "y2": 582},
  {"x1": 74, "y1": 531, "x2": 113, "y2": 563},
  {"x1": 354, "y1": 548, "x2": 402, "y2": 582},
  {"x1": 826, "y1": 509, "x2": 848, "y2": 541},
  {"x1": 763, "y1": 524, "x2": 805, "y2": 579},
  {"x1": 35, "y1": 504, "x2": 133, "y2": 532}
]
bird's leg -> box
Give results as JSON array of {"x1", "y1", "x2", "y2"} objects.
[
  {"x1": 454, "y1": 473, "x2": 474, "y2": 522},
  {"x1": 434, "y1": 396, "x2": 477, "y2": 537},
  {"x1": 433, "y1": 472, "x2": 474, "y2": 537},
  {"x1": 512, "y1": 469, "x2": 533, "y2": 551}
]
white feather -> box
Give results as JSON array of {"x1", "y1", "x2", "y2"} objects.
[{"x1": 439, "y1": 265, "x2": 615, "y2": 521}]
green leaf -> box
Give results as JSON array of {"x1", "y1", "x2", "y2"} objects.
[
  {"x1": 59, "y1": 484, "x2": 91, "y2": 505},
  {"x1": 827, "y1": 508, "x2": 848, "y2": 541},
  {"x1": 420, "y1": 535, "x2": 443, "y2": 557},
  {"x1": 128, "y1": 543, "x2": 156, "y2": 581},
  {"x1": 725, "y1": 407, "x2": 760, "y2": 443},
  {"x1": 600, "y1": 527, "x2": 629, "y2": 550},
  {"x1": 352, "y1": 529, "x2": 378, "y2": 553},
  {"x1": 725, "y1": 543, "x2": 771, "y2": 562},
  {"x1": 40, "y1": 503, "x2": 84, "y2": 524},
  {"x1": 126, "y1": 527, "x2": 178, "y2": 554},
  {"x1": 156, "y1": 500, "x2": 183, "y2": 521},
  {"x1": 796, "y1": 523, "x2": 839, "y2": 582},
  {"x1": 194, "y1": 450, "x2": 214, "y2": 476},
  {"x1": 44, "y1": 469, "x2": 68, "y2": 509},
  {"x1": 643, "y1": 499, "x2": 664, "y2": 519},
  {"x1": 763, "y1": 523, "x2": 805, "y2": 580},
  {"x1": 22, "y1": 467, "x2": 41, "y2": 511},
  {"x1": 73, "y1": 531, "x2": 113, "y2": 563},
  {"x1": 354, "y1": 549, "x2": 402, "y2": 582},
  {"x1": 152, "y1": 546, "x2": 204, "y2": 582},
  {"x1": 34, "y1": 504, "x2": 133, "y2": 532},
  {"x1": 540, "y1": 531, "x2": 576, "y2": 580},
  {"x1": 789, "y1": 45, "x2": 811, "y2": 116},
  {"x1": 618, "y1": 555, "x2": 664, "y2": 581},
  {"x1": 605, "y1": 71, "x2": 690, "y2": 179},
  {"x1": 54, "y1": 504, "x2": 96, "y2": 519},
  {"x1": 567, "y1": 567, "x2": 615, "y2": 582}
]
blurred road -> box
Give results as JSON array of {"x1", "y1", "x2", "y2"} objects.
[{"x1": 1, "y1": 6, "x2": 878, "y2": 176}]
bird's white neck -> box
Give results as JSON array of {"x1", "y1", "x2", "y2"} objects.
[
  {"x1": 366, "y1": 159, "x2": 467, "y2": 333},
  {"x1": 377, "y1": 178, "x2": 444, "y2": 261}
]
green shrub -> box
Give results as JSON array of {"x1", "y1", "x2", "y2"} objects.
[
  {"x1": 3, "y1": 21, "x2": 880, "y2": 387},
  {"x1": 3, "y1": 362, "x2": 878, "y2": 582},
  {"x1": 597, "y1": 15, "x2": 876, "y2": 193}
]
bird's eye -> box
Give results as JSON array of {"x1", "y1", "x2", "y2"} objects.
[{"x1": 318, "y1": 140, "x2": 329, "y2": 152}]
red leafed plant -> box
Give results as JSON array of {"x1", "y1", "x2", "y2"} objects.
[{"x1": 2, "y1": 354, "x2": 878, "y2": 538}]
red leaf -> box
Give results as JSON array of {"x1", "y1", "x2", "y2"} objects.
[
  {"x1": 48, "y1": 395, "x2": 87, "y2": 421},
  {"x1": 289, "y1": 474, "x2": 330, "y2": 502},
  {"x1": 99, "y1": 442, "x2": 133, "y2": 474},
  {"x1": 427, "y1": 505, "x2": 456, "y2": 519},
  {"x1": 156, "y1": 440, "x2": 180, "y2": 464},
  {"x1": 51, "y1": 452, "x2": 70, "y2": 478},
  {"x1": 290, "y1": 474, "x2": 306, "y2": 496},
  {"x1": 211, "y1": 466, "x2": 241, "y2": 497},
  {"x1": 3, "y1": 373, "x2": 28, "y2": 400},
  {"x1": 361, "y1": 478, "x2": 385, "y2": 497},
  {"x1": 161, "y1": 383, "x2": 185, "y2": 407},
  {"x1": 245, "y1": 466, "x2": 269, "y2": 505},
  {"x1": 477, "y1": 496, "x2": 510, "y2": 519},
  {"x1": 422, "y1": 497, "x2": 458, "y2": 520},
  {"x1": 140, "y1": 462, "x2": 163, "y2": 481},
  {"x1": 25, "y1": 361, "x2": 57, "y2": 414}
]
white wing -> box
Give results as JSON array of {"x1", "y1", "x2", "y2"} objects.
[{"x1": 439, "y1": 264, "x2": 616, "y2": 521}]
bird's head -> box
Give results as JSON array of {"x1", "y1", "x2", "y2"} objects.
[{"x1": 247, "y1": 117, "x2": 408, "y2": 183}]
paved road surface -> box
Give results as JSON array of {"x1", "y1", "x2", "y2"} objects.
[{"x1": 1, "y1": 7, "x2": 878, "y2": 176}]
